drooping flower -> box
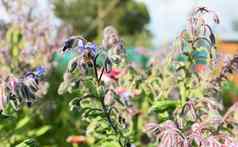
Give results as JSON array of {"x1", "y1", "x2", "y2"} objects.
[
  {"x1": 115, "y1": 87, "x2": 140, "y2": 97},
  {"x1": 102, "y1": 26, "x2": 125, "y2": 63},
  {"x1": 181, "y1": 100, "x2": 197, "y2": 121},
  {"x1": 2, "y1": 68, "x2": 47, "y2": 110},
  {"x1": 0, "y1": 80, "x2": 7, "y2": 111},
  {"x1": 223, "y1": 102, "x2": 238, "y2": 125},
  {"x1": 193, "y1": 64, "x2": 207, "y2": 73},
  {"x1": 126, "y1": 107, "x2": 141, "y2": 118},
  {"x1": 145, "y1": 121, "x2": 188, "y2": 147},
  {"x1": 61, "y1": 36, "x2": 87, "y2": 53},
  {"x1": 103, "y1": 67, "x2": 122, "y2": 82},
  {"x1": 102, "y1": 26, "x2": 121, "y2": 49},
  {"x1": 144, "y1": 122, "x2": 161, "y2": 136},
  {"x1": 114, "y1": 87, "x2": 140, "y2": 107},
  {"x1": 61, "y1": 36, "x2": 97, "y2": 58},
  {"x1": 6, "y1": 75, "x2": 18, "y2": 93}
]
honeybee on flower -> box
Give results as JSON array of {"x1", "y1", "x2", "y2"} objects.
[{"x1": 61, "y1": 36, "x2": 97, "y2": 73}]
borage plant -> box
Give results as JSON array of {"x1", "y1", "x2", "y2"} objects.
[
  {"x1": 58, "y1": 26, "x2": 131, "y2": 146},
  {"x1": 143, "y1": 6, "x2": 238, "y2": 147}
]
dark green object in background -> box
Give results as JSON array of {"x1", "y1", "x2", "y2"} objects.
[
  {"x1": 54, "y1": 0, "x2": 150, "y2": 40},
  {"x1": 127, "y1": 48, "x2": 150, "y2": 67},
  {"x1": 222, "y1": 81, "x2": 238, "y2": 108},
  {"x1": 53, "y1": 48, "x2": 150, "y2": 73},
  {"x1": 52, "y1": 51, "x2": 77, "y2": 73}
]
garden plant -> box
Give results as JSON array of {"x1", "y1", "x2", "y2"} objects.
[{"x1": 0, "y1": 3, "x2": 238, "y2": 147}]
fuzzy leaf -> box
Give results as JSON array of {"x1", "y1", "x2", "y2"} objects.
[
  {"x1": 15, "y1": 138, "x2": 39, "y2": 147},
  {"x1": 16, "y1": 117, "x2": 30, "y2": 129},
  {"x1": 35, "y1": 126, "x2": 51, "y2": 137},
  {"x1": 150, "y1": 100, "x2": 179, "y2": 113}
]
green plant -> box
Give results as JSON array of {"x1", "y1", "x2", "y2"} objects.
[{"x1": 58, "y1": 26, "x2": 132, "y2": 146}]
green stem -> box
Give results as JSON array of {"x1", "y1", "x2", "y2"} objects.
[
  {"x1": 92, "y1": 55, "x2": 128, "y2": 146},
  {"x1": 98, "y1": 67, "x2": 105, "y2": 83},
  {"x1": 100, "y1": 96, "x2": 118, "y2": 133},
  {"x1": 92, "y1": 58, "x2": 99, "y2": 85}
]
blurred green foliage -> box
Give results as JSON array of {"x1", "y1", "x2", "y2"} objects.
[
  {"x1": 53, "y1": 0, "x2": 150, "y2": 41},
  {"x1": 222, "y1": 81, "x2": 238, "y2": 108},
  {"x1": 0, "y1": 69, "x2": 81, "y2": 146}
]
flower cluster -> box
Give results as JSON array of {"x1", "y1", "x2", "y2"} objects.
[
  {"x1": 212, "y1": 55, "x2": 238, "y2": 87},
  {"x1": 0, "y1": 67, "x2": 46, "y2": 111},
  {"x1": 102, "y1": 26, "x2": 126, "y2": 63}
]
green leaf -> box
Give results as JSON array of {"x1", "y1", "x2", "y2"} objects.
[
  {"x1": 150, "y1": 100, "x2": 179, "y2": 113},
  {"x1": 84, "y1": 79, "x2": 98, "y2": 96},
  {"x1": 35, "y1": 126, "x2": 51, "y2": 137},
  {"x1": 100, "y1": 141, "x2": 121, "y2": 147},
  {"x1": 15, "y1": 138, "x2": 40, "y2": 147},
  {"x1": 0, "y1": 113, "x2": 11, "y2": 120},
  {"x1": 182, "y1": 41, "x2": 192, "y2": 53},
  {"x1": 27, "y1": 126, "x2": 51, "y2": 137},
  {"x1": 16, "y1": 117, "x2": 30, "y2": 129}
]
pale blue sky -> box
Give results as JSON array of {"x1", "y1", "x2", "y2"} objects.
[{"x1": 143, "y1": 0, "x2": 238, "y2": 45}]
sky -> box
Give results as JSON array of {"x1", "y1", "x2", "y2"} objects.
[{"x1": 143, "y1": 0, "x2": 238, "y2": 46}]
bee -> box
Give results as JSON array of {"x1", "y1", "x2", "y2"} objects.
[
  {"x1": 81, "y1": 48, "x2": 94, "y2": 66},
  {"x1": 67, "y1": 51, "x2": 94, "y2": 73},
  {"x1": 67, "y1": 41, "x2": 97, "y2": 73}
]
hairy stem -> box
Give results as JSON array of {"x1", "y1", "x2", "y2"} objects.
[
  {"x1": 98, "y1": 67, "x2": 105, "y2": 83},
  {"x1": 92, "y1": 55, "x2": 128, "y2": 146},
  {"x1": 92, "y1": 58, "x2": 99, "y2": 85},
  {"x1": 100, "y1": 96, "x2": 118, "y2": 133}
]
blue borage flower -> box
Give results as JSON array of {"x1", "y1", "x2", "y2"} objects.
[
  {"x1": 77, "y1": 39, "x2": 85, "y2": 49},
  {"x1": 85, "y1": 42, "x2": 97, "y2": 55},
  {"x1": 34, "y1": 66, "x2": 46, "y2": 76},
  {"x1": 77, "y1": 41, "x2": 97, "y2": 56},
  {"x1": 4, "y1": 67, "x2": 46, "y2": 110},
  {"x1": 61, "y1": 36, "x2": 97, "y2": 57}
]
